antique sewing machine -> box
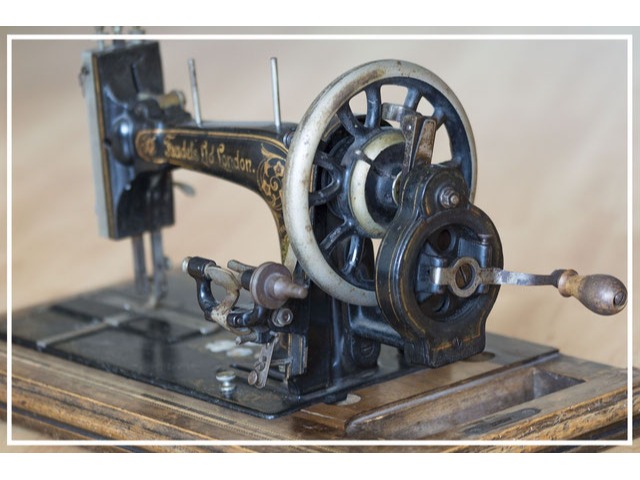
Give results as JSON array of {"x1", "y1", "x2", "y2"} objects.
[{"x1": 5, "y1": 33, "x2": 631, "y2": 435}]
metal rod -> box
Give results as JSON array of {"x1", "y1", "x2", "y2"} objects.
[
  {"x1": 430, "y1": 256, "x2": 627, "y2": 315},
  {"x1": 270, "y1": 57, "x2": 282, "y2": 134},
  {"x1": 95, "y1": 26, "x2": 105, "y2": 50},
  {"x1": 112, "y1": 26, "x2": 126, "y2": 48},
  {"x1": 350, "y1": 313, "x2": 404, "y2": 349},
  {"x1": 227, "y1": 259, "x2": 254, "y2": 273},
  {"x1": 188, "y1": 58, "x2": 203, "y2": 126},
  {"x1": 131, "y1": 234, "x2": 150, "y2": 295},
  {"x1": 150, "y1": 229, "x2": 168, "y2": 307},
  {"x1": 129, "y1": 26, "x2": 145, "y2": 44}
]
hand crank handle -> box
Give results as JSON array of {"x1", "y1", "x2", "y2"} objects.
[
  {"x1": 431, "y1": 258, "x2": 627, "y2": 316},
  {"x1": 555, "y1": 269, "x2": 627, "y2": 316}
]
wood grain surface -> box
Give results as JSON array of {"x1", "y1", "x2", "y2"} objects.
[
  {"x1": 1, "y1": 27, "x2": 638, "y2": 452},
  {"x1": 2, "y1": 340, "x2": 638, "y2": 452}
]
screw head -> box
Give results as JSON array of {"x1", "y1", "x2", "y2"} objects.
[
  {"x1": 614, "y1": 291, "x2": 626, "y2": 307},
  {"x1": 216, "y1": 370, "x2": 236, "y2": 394},
  {"x1": 216, "y1": 370, "x2": 236, "y2": 383},
  {"x1": 273, "y1": 308, "x2": 294, "y2": 327},
  {"x1": 439, "y1": 186, "x2": 460, "y2": 209}
]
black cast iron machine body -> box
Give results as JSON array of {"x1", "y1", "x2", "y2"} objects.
[{"x1": 77, "y1": 37, "x2": 626, "y2": 416}]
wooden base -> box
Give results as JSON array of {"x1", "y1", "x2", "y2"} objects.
[{"x1": 2, "y1": 335, "x2": 638, "y2": 452}]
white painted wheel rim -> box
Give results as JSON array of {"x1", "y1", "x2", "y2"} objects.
[{"x1": 283, "y1": 60, "x2": 476, "y2": 306}]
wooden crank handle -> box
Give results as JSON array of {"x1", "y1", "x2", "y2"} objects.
[{"x1": 555, "y1": 269, "x2": 627, "y2": 316}]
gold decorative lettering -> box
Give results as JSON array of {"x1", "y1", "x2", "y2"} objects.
[
  {"x1": 163, "y1": 134, "x2": 200, "y2": 163},
  {"x1": 134, "y1": 131, "x2": 159, "y2": 163},
  {"x1": 136, "y1": 130, "x2": 257, "y2": 174}
]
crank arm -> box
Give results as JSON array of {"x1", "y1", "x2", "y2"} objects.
[{"x1": 431, "y1": 256, "x2": 627, "y2": 316}]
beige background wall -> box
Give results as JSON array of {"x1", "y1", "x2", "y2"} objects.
[{"x1": 0, "y1": 27, "x2": 637, "y2": 448}]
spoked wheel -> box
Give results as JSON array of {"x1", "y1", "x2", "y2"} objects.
[{"x1": 283, "y1": 60, "x2": 478, "y2": 306}]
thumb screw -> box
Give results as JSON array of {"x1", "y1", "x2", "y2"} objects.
[{"x1": 216, "y1": 370, "x2": 236, "y2": 395}]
